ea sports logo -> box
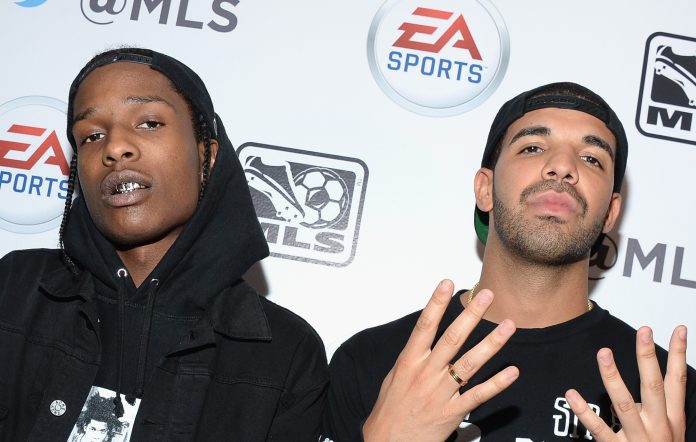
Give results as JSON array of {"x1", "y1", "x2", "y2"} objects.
[
  {"x1": 0, "y1": 96, "x2": 72, "y2": 233},
  {"x1": 368, "y1": 0, "x2": 509, "y2": 116}
]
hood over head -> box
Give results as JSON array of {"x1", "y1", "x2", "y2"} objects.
[{"x1": 62, "y1": 48, "x2": 269, "y2": 312}]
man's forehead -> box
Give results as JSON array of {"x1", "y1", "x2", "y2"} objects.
[
  {"x1": 504, "y1": 108, "x2": 616, "y2": 147},
  {"x1": 75, "y1": 62, "x2": 177, "y2": 100}
]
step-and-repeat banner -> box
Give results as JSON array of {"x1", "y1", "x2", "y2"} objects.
[{"x1": 1, "y1": 0, "x2": 695, "y2": 366}]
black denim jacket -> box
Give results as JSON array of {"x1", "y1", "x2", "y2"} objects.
[{"x1": 0, "y1": 250, "x2": 328, "y2": 441}]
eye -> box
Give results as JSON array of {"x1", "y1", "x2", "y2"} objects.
[
  {"x1": 581, "y1": 155, "x2": 603, "y2": 169},
  {"x1": 520, "y1": 145, "x2": 544, "y2": 154},
  {"x1": 136, "y1": 120, "x2": 163, "y2": 130},
  {"x1": 81, "y1": 132, "x2": 105, "y2": 145}
]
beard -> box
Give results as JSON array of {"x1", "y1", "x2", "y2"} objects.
[{"x1": 492, "y1": 180, "x2": 606, "y2": 266}]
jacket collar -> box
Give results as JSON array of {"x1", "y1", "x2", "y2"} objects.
[
  {"x1": 39, "y1": 265, "x2": 94, "y2": 300},
  {"x1": 38, "y1": 266, "x2": 271, "y2": 353},
  {"x1": 165, "y1": 281, "x2": 271, "y2": 355},
  {"x1": 38, "y1": 266, "x2": 101, "y2": 340},
  {"x1": 209, "y1": 281, "x2": 272, "y2": 341}
]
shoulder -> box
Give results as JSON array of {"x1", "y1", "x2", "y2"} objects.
[
  {"x1": 0, "y1": 249, "x2": 84, "y2": 332},
  {"x1": 593, "y1": 305, "x2": 670, "y2": 358},
  {"x1": 0, "y1": 248, "x2": 66, "y2": 289},
  {"x1": 254, "y1": 296, "x2": 329, "y2": 391},
  {"x1": 1, "y1": 248, "x2": 63, "y2": 268},
  {"x1": 208, "y1": 284, "x2": 328, "y2": 392},
  {"x1": 593, "y1": 306, "x2": 642, "y2": 335},
  {"x1": 259, "y1": 295, "x2": 326, "y2": 351}
]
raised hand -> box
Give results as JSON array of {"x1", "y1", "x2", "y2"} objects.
[
  {"x1": 362, "y1": 280, "x2": 519, "y2": 442},
  {"x1": 566, "y1": 326, "x2": 688, "y2": 441}
]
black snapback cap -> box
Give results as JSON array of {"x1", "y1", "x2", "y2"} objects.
[
  {"x1": 66, "y1": 48, "x2": 218, "y2": 151},
  {"x1": 474, "y1": 82, "x2": 628, "y2": 244}
]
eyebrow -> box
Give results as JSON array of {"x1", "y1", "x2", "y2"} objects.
[
  {"x1": 72, "y1": 95, "x2": 176, "y2": 124},
  {"x1": 508, "y1": 125, "x2": 615, "y2": 161},
  {"x1": 583, "y1": 134, "x2": 615, "y2": 161},
  {"x1": 72, "y1": 107, "x2": 96, "y2": 124},
  {"x1": 508, "y1": 125, "x2": 550, "y2": 145},
  {"x1": 124, "y1": 94, "x2": 176, "y2": 110}
]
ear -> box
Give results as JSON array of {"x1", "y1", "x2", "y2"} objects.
[
  {"x1": 474, "y1": 168, "x2": 494, "y2": 212},
  {"x1": 198, "y1": 138, "x2": 220, "y2": 172},
  {"x1": 602, "y1": 192, "x2": 622, "y2": 233},
  {"x1": 208, "y1": 138, "x2": 219, "y2": 171}
]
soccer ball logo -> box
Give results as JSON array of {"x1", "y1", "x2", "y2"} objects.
[{"x1": 294, "y1": 168, "x2": 349, "y2": 229}]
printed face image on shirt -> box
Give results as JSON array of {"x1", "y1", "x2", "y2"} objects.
[
  {"x1": 84, "y1": 420, "x2": 109, "y2": 441},
  {"x1": 68, "y1": 386, "x2": 140, "y2": 442}
]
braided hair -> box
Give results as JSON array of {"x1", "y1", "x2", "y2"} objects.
[{"x1": 59, "y1": 66, "x2": 214, "y2": 274}]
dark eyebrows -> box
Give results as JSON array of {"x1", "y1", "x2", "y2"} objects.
[
  {"x1": 123, "y1": 94, "x2": 176, "y2": 110},
  {"x1": 72, "y1": 95, "x2": 177, "y2": 125},
  {"x1": 508, "y1": 125, "x2": 550, "y2": 145},
  {"x1": 583, "y1": 135, "x2": 615, "y2": 161},
  {"x1": 73, "y1": 107, "x2": 96, "y2": 124},
  {"x1": 507, "y1": 125, "x2": 615, "y2": 162}
]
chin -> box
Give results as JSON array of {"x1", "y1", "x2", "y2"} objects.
[{"x1": 98, "y1": 220, "x2": 175, "y2": 250}]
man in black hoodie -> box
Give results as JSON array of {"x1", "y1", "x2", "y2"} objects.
[{"x1": 0, "y1": 48, "x2": 328, "y2": 441}]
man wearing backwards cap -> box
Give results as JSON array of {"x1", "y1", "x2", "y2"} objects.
[
  {"x1": 322, "y1": 82, "x2": 696, "y2": 441},
  {"x1": 0, "y1": 48, "x2": 328, "y2": 441}
]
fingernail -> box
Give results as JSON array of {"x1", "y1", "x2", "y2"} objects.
[
  {"x1": 678, "y1": 326, "x2": 687, "y2": 341},
  {"x1": 505, "y1": 366, "x2": 519, "y2": 380},
  {"x1": 598, "y1": 349, "x2": 613, "y2": 366},
  {"x1": 565, "y1": 389, "x2": 580, "y2": 406},
  {"x1": 640, "y1": 328, "x2": 653, "y2": 344},
  {"x1": 498, "y1": 319, "x2": 515, "y2": 336},
  {"x1": 438, "y1": 279, "x2": 452, "y2": 291},
  {"x1": 476, "y1": 290, "x2": 493, "y2": 306}
]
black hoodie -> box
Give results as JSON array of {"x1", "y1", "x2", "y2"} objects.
[
  {"x1": 0, "y1": 49, "x2": 328, "y2": 441},
  {"x1": 63, "y1": 111, "x2": 271, "y2": 404}
]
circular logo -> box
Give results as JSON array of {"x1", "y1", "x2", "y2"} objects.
[
  {"x1": 367, "y1": 0, "x2": 510, "y2": 116},
  {"x1": 15, "y1": 0, "x2": 48, "y2": 7},
  {"x1": 0, "y1": 96, "x2": 71, "y2": 234},
  {"x1": 49, "y1": 399, "x2": 67, "y2": 416}
]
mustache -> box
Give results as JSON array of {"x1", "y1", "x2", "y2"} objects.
[{"x1": 520, "y1": 180, "x2": 587, "y2": 214}]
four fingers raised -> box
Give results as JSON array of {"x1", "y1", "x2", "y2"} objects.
[{"x1": 567, "y1": 325, "x2": 689, "y2": 441}]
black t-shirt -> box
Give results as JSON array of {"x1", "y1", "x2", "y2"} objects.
[{"x1": 322, "y1": 296, "x2": 696, "y2": 441}]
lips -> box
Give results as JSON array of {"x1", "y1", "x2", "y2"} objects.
[
  {"x1": 100, "y1": 170, "x2": 152, "y2": 207},
  {"x1": 527, "y1": 190, "x2": 580, "y2": 217}
]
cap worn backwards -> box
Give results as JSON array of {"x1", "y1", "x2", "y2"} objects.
[{"x1": 474, "y1": 82, "x2": 629, "y2": 245}]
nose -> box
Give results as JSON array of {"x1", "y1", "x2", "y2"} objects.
[
  {"x1": 102, "y1": 126, "x2": 140, "y2": 166},
  {"x1": 541, "y1": 149, "x2": 578, "y2": 185}
]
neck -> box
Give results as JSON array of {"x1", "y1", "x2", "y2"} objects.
[
  {"x1": 115, "y1": 236, "x2": 177, "y2": 288},
  {"x1": 472, "y1": 237, "x2": 592, "y2": 328}
]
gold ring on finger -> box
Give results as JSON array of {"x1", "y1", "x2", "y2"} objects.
[{"x1": 448, "y1": 364, "x2": 466, "y2": 386}]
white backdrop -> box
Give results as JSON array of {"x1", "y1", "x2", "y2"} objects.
[{"x1": 1, "y1": 0, "x2": 695, "y2": 367}]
